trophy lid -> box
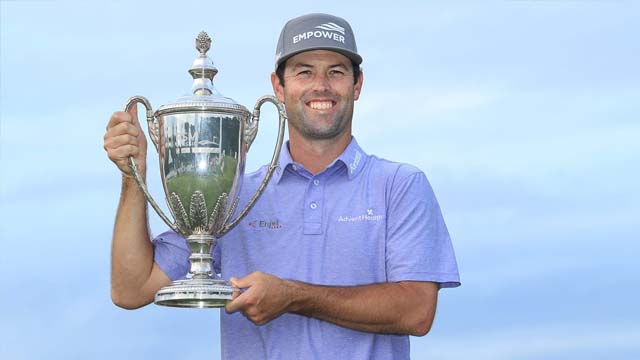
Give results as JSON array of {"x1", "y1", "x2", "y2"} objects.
[{"x1": 156, "y1": 31, "x2": 248, "y2": 116}]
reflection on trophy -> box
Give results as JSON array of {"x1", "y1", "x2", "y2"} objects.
[{"x1": 124, "y1": 32, "x2": 287, "y2": 308}]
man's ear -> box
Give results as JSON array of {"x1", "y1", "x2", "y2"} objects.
[
  {"x1": 271, "y1": 72, "x2": 285, "y2": 103},
  {"x1": 353, "y1": 71, "x2": 364, "y2": 101}
]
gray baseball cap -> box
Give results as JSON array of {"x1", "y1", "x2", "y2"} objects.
[{"x1": 275, "y1": 13, "x2": 362, "y2": 69}]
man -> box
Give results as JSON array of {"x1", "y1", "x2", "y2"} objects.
[{"x1": 104, "y1": 13, "x2": 460, "y2": 360}]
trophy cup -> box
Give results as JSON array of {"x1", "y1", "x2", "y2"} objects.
[{"x1": 124, "y1": 32, "x2": 287, "y2": 308}]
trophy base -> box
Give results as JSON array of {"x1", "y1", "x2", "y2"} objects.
[{"x1": 154, "y1": 278, "x2": 235, "y2": 308}]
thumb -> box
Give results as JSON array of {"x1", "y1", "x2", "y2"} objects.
[
  {"x1": 127, "y1": 101, "x2": 139, "y2": 120},
  {"x1": 127, "y1": 103, "x2": 144, "y2": 133},
  {"x1": 230, "y1": 275, "x2": 254, "y2": 290}
]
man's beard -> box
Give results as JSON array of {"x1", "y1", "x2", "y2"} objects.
[
  {"x1": 295, "y1": 113, "x2": 349, "y2": 139},
  {"x1": 286, "y1": 92, "x2": 353, "y2": 140}
]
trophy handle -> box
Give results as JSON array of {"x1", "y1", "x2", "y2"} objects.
[
  {"x1": 124, "y1": 96, "x2": 180, "y2": 234},
  {"x1": 221, "y1": 95, "x2": 287, "y2": 234}
]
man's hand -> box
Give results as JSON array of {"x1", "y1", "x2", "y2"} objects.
[
  {"x1": 225, "y1": 272, "x2": 297, "y2": 325},
  {"x1": 103, "y1": 105, "x2": 148, "y2": 177}
]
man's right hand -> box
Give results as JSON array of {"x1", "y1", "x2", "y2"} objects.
[{"x1": 103, "y1": 105, "x2": 148, "y2": 177}]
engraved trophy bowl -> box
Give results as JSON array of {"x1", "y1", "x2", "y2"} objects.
[{"x1": 124, "y1": 32, "x2": 287, "y2": 308}]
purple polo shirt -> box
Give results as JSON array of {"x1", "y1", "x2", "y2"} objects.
[{"x1": 153, "y1": 137, "x2": 460, "y2": 360}]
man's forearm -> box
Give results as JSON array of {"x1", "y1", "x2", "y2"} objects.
[
  {"x1": 286, "y1": 280, "x2": 438, "y2": 336},
  {"x1": 110, "y1": 176, "x2": 156, "y2": 309}
]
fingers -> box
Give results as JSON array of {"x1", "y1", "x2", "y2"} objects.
[
  {"x1": 230, "y1": 276, "x2": 245, "y2": 289},
  {"x1": 106, "y1": 111, "x2": 136, "y2": 131},
  {"x1": 104, "y1": 132, "x2": 138, "y2": 150},
  {"x1": 105, "y1": 144, "x2": 142, "y2": 163},
  {"x1": 104, "y1": 113, "x2": 141, "y2": 148},
  {"x1": 224, "y1": 272, "x2": 289, "y2": 326},
  {"x1": 104, "y1": 123, "x2": 141, "y2": 158},
  {"x1": 224, "y1": 279, "x2": 243, "y2": 310},
  {"x1": 104, "y1": 110, "x2": 147, "y2": 175},
  {"x1": 107, "y1": 120, "x2": 140, "y2": 137},
  {"x1": 225, "y1": 288, "x2": 269, "y2": 325},
  {"x1": 225, "y1": 273, "x2": 262, "y2": 313},
  {"x1": 225, "y1": 298, "x2": 241, "y2": 313},
  {"x1": 231, "y1": 272, "x2": 262, "y2": 289},
  {"x1": 225, "y1": 288, "x2": 251, "y2": 313},
  {"x1": 230, "y1": 280, "x2": 242, "y2": 299}
]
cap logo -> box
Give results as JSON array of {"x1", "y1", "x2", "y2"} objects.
[
  {"x1": 315, "y1": 22, "x2": 345, "y2": 35},
  {"x1": 292, "y1": 22, "x2": 346, "y2": 45}
]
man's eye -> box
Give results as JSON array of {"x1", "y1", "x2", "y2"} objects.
[
  {"x1": 296, "y1": 70, "x2": 312, "y2": 77},
  {"x1": 329, "y1": 70, "x2": 345, "y2": 77}
]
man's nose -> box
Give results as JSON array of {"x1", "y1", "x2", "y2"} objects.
[{"x1": 311, "y1": 73, "x2": 331, "y2": 92}]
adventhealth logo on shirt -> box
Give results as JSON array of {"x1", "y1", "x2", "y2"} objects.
[
  {"x1": 293, "y1": 22, "x2": 346, "y2": 44},
  {"x1": 337, "y1": 208, "x2": 383, "y2": 222}
]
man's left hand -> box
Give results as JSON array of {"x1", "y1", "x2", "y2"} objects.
[{"x1": 225, "y1": 271, "x2": 296, "y2": 325}]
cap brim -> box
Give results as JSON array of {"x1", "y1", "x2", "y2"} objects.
[{"x1": 275, "y1": 46, "x2": 362, "y2": 69}]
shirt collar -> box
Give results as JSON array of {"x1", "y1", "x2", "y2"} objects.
[
  {"x1": 333, "y1": 137, "x2": 367, "y2": 180},
  {"x1": 272, "y1": 137, "x2": 367, "y2": 184},
  {"x1": 272, "y1": 141, "x2": 295, "y2": 184}
]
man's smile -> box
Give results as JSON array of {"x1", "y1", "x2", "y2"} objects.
[{"x1": 307, "y1": 100, "x2": 336, "y2": 110}]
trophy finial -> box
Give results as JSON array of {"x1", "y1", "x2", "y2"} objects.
[
  {"x1": 189, "y1": 31, "x2": 218, "y2": 95},
  {"x1": 196, "y1": 31, "x2": 212, "y2": 55}
]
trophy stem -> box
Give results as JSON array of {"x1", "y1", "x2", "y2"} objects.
[
  {"x1": 187, "y1": 234, "x2": 215, "y2": 279},
  {"x1": 154, "y1": 234, "x2": 234, "y2": 308}
]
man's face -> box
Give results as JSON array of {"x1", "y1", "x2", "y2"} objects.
[{"x1": 271, "y1": 50, "x2": 363, "y2": 141}]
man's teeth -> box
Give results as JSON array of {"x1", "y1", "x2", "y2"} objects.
[{"x1": 309, "y1": 101, "x2": 333, "y2": 110}]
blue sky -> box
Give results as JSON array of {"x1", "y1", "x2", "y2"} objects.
[{"x1": 1, "y1": 1, "x2": 638, "y2": 359}]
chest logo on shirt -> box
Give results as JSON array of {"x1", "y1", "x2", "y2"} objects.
[
  {"x1": 248, "y1": 218, "x2": 283, "y2": 230},
  {"x1": 337, "y1": 208, "x2": 383, "y2": 222}
]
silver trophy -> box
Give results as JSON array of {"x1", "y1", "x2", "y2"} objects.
[{"x1": 124, "y1": 32, "x2": 286, "y2": 308}]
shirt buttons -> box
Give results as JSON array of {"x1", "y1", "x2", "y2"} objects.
[
  {"x1": 310, "y1": 202, "x2": 318, "y2": 209},
  {"x1": 313, "y1": 179, "x2": 320, "y2": 186},
  {"x1": 292, "y1": 164, "x2": 298, "y2": 171}
]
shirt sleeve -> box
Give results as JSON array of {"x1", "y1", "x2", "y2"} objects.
[
  {"x1": 385, "y1": 169, "x2": 460, "y2": 288},
  {"x1": 152, "y1": 230, "x2": 190, "y2": 281}
]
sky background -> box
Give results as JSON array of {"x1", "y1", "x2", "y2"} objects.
[{"x1": 1, "y1": 1, "x2": 638, "y2": 359}]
